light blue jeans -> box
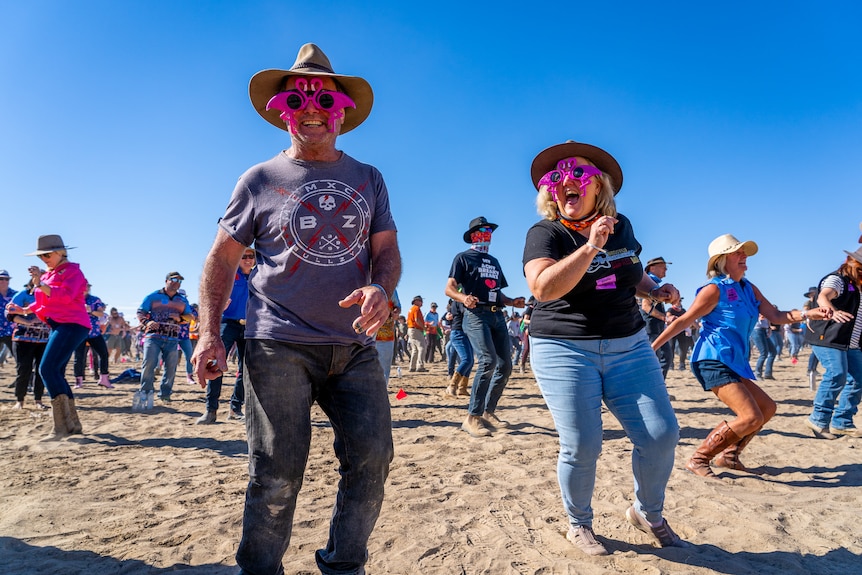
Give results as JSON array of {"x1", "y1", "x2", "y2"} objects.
[
  {"x1": 375, "y1": 339, "x2": 393, "y2": 385},
  {"x1": 139, "y1": 336, "x2": 179, "y2": 399},
  {"x1": 809, "y1": 346, "x2": 862, "y2": 430},
  {"x1": 530, "y1": 331, "x2": 679, "y2": 526}
]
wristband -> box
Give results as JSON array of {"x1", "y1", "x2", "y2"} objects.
[
  {"x1": 369, "y1": 283, "x2": 388, "y2": 301},
  {"x1": 585, "y1": 242, "x2": 606, "y2": 254}
]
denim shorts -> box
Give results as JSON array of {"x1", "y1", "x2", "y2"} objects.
[{"x1": 691, "y1": 360, "x2": 742, "y2": 391}]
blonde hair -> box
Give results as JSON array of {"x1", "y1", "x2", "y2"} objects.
[
  {"x1": 707, "y1": 254, "x2": 729, "y2": 279},
  {"x1": 535, "y1": 170, "x2": 617, "y2": 220}
]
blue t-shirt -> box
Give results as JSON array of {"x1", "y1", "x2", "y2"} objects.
[
  {"x1": 222, "y1": 270, "x2": 250, "y2": 321},
  {"x1": 138, "y1": 289, "x2": 195, "y2": 342},
  {"x1": 691, "y1": 275, "x2": 761, "y2": 379}
]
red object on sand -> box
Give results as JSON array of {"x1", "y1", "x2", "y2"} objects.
[{"x1": 396, "y1": 388, "x2": 407, "y2": 400}]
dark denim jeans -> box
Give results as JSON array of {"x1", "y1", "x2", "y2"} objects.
[
  {"x1": 446, "y1": 328, "x2": 474, "y2": 378},
  {"x1": 462, "y1": 309, "x2": 512, "y2": 416},
  {"x1": 40, "y1": 322, "x2": 90, "y2": 399},
  {"x1": 204, "y1": 321, "x2": 246, "y2": 412},
  {"x1": 236, "y1": 340, "x2": 393, "y2": 575}
]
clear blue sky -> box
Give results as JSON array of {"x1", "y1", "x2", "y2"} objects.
[{"x1": 2, "y1": 1, "x2": 860, "y2": 323}]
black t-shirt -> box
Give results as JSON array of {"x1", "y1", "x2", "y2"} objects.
[
  {"x1": 449, "y1": 249, "x2": 509, "y2": 305},
  {"x1": 522, "y1": 214, "x2": 646, "y2": 339},
  {"x1": 448, "y1": 300, "x2": 466, "y2": 331}
]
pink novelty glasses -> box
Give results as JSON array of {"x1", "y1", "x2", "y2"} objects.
[
  {"x1": 539, "y1": 157, "x2": 602, "y2": 199},
  {"x1": 266, "y1": 77, "x2": 356, "y2": 133}
]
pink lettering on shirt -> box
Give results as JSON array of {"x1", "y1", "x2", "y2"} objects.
[
  {"x1": 727, "y1": 287, "x2": 739, "y2": 302},
  {"x1": 596, "y1": 274, "x2": 617, "y2": 290}
]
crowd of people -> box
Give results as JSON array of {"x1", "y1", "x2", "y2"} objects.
[{"x1": 3, "y1": 42, "x2": 862, "y2": 574}]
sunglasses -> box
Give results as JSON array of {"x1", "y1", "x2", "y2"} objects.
[
  {"x1": 539, "y1": 157, "x2": 602, "y2": 199},
  {"x1": 167, "y1": 278, "x2": 182, "y2": 283},
  {"x1": 38, "y1": 253, "x2": 54, "y2": 260},
  {"x1": 241, "y1": 255, "x2": 255, "y2": 260},
  {"x1": 266, "y1": 77, "x2": 356, "y2": 133}
]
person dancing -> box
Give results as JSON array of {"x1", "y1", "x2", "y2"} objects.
[
  {"x1": 652, "y1": 234, "x2": 830, "y2": 477},
  {"x1": 523, "y1": 140, "x2": 687, "y2": 554}
]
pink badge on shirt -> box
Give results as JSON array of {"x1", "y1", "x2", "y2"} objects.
[
  {"x1": 727, "y1": 288, "x2": 739, "y2": 302},
  {"x1": 596, "y1": 275, "x2": 617, "y2": 290}
]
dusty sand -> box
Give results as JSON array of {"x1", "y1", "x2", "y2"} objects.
[{"x1": 1, "y1": 348, "x2": 861, "y2": 574}]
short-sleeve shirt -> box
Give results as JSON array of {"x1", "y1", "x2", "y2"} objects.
[
  {"x1": 10, "y1": 291, "x2": 51, "y2": 343},
  {"x1": 0, "y1": 287, "x2": 18, "y2": 337},
  {"x1": 522, "y1": 214, "x2": 645, "y2": 340},
  {"x1": 85, "y1": 294, "x2": 106, "y2": 338},
  {"x1": 448, "y1": 249, "x2": 509, "y2": 305},
  {"x1": 218, "y1": 151, "x2": 397, "y2": 346},
  {"x1": 138, "y1": 289, "x2": 194, "y2": 342}
]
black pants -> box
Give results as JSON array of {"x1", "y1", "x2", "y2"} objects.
[
  {"x1": 74, "y1": 335, "x2": 110, "y2": 377},
  {"x1": 14, "y1": 341, "x2": 46, "y2": 402}
]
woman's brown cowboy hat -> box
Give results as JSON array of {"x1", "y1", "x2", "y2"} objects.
[
  {"x1": 530, "y1": 140, "x2": 624, "y2": 194},
  {"x1": 25, "y1": 234, "x2": 76, "y2": 256},
  {"x1": 249, "y1": 43, "x2": 373, "y2": 134}
]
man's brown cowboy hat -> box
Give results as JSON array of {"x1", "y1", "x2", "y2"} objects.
[
  {"x1": 249, "y1": 43, "x2": 373, "y2": 134},
  {"x1": 530, "y1": 140, "x2": 623, "y2": 194}
]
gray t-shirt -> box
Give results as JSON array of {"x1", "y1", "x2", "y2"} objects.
[{"x1": 219, "y1": 151, "x2": 397, "y2": 345}]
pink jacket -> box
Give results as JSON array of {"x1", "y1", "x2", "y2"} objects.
[{"x1": 30, "y1": 261, "x2": 91, "y2": 329}]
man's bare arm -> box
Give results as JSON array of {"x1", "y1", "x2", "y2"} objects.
[{"x1": 191, "y1": 228, "x2": 247, "y2": 386}]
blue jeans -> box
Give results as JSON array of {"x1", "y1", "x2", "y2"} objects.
[
  {"x1": 374, "y1": 339, "x2": 393, "y2": 385},
  {"x1": 751, "y1": 328, "x2": 775, "y2": 376},
  {"x1": 462, "y1": 309, "x2": 512, "y2": 416},
  {"x1": 809, "y1": 346, "x2": 862, "y2": 430},
  {"x1": 140, "y1": 336, "x2": 179, "y2": 398},
  {"x1": 530, "y1": 331, "x2": 679, "y2": 526},
  {"x1": 178, "y1": 337, "x2": 195, "y2": 374},
  {"x1": 204, "y1": 321, "x2": 246, "y2": 412},
  {"x1": 40, "y1": 322, "x2": 90, "y2": 399},
  {"x1": 446, "y1": 329, "x2": 473, "y2": 378},
  {"x1": 236, "y1": 340, "x2": 393, "y2": 575},
  {"x1": 769, "y1": 330, "x2": 784, "y2": 360}
]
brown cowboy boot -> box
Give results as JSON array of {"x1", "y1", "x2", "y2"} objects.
[
  {"x1": 714, "y1": 428, "x2": 761, "y2": 474},
  {"x1": 43, "y1": 395, "x2": 72, "y2": 441},
  {"x1": 66, "y1": 398, "x2": 83, "y2": 434},
  {"x1": 445, "y1": 374, "x2": 458, "y2": 398},
  {"x1": 686, "y1": 421, "x2": 741, "y2": 478},
  {"x1": 456, "y1": 374, "x2": 470, "y2": 397}
]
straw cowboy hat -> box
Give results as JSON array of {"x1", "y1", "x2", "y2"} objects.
[
  {"x1": 25, "y1": 234, "x2": 75, "y2": 256},
  {"x1": 530, "y1": 140, "x2": 624, "y2": 194},
  {"x1": 463, "y1": 216, "x2": 498, "y2": 243},
  {"x1": 249, "y1": 43, "x2": 373, "y2": 134},
  {"x1": 706, "y1": 234, "x2": 758, "y2": 275}
]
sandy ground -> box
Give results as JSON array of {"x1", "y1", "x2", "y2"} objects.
[{"x1": 1, "y1": 347, "x2": 861, "y2": 575}]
